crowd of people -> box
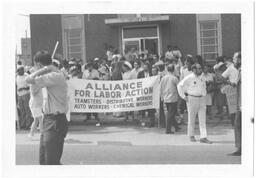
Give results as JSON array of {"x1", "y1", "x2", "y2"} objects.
[{"x1": 16, "y1": 45, "x2": 242, "y2": 165}]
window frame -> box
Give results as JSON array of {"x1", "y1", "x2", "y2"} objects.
[
  {"x1": 121, "y1": 24, "x2": 161, "y2": 56},
  {"x1": 61, "y1": 15, "x2": 86, "y2": 62},
  {"x1": 196, "y1": 14, "x2": 222, "y2": 63}
]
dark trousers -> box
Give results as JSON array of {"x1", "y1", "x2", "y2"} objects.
[
  {"x1": 17, "y1": 94, "x2": 33, "y2": 129},
  {"x1": 165, "y1": 102, "x2": 178, "y2": 132},
  {"x1": 178, "y1": 97, "x2": 186, "y2": 114},
  {"x1": 140, "y1": 109, "x2": 155, "y2": 126},
  {"x1": 234, "y1": 111, "x2": 241, "y2": 150},
  {"x1": 86, "y1": 113, "x2": 99, "y2": 122},
  {"x1": 39, "y1": 114, "x2": 68, "y2": 165},
  {"x1": 159, "y1": 100, "x2": 166, "y2": 128}
]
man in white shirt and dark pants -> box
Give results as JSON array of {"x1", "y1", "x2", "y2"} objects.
[
  {"x1": 178, "y1": 63, "x2": 212, "y2": 143},
  {"x1": 16, "y1": 65, "x2": 33, "y2": 130}
]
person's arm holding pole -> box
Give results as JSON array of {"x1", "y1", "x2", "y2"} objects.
[{"x1": 51, "y1": 41, "x2": 59, "y2": 59}]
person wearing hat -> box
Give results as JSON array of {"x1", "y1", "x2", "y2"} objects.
[
  {"x1": 16, "y1": 65, "x2": 33, "y2": 130},
  {"x1": 82, "y1": 62, "x2": 101, "y2": 126},
  {"x1": 122, "y1": 61, "x2": 135, "y2": 121},
  {"x1": 122, "y1": 61, "x2": 133, "y2": 80},
  {"x1": 52, "y1": 59, "x2": 61, "y2": 69}
]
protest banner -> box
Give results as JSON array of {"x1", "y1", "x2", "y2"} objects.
[
  {"x1": 68, "y1": 76, "x2": 160, "y2": 113},
  {"x1": 221, "y1": 85, "x2": 237, "y2": 114}
]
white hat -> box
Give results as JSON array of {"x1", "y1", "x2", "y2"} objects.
[
  {"x1": 52, "y1": 59, "x2": 60, "y2": 66},
  {"x1": 69, "y1": 66, "x2": 78, "y2": 73},
  {"x1": 112, "y1": 55, "x2": 118, "y2": 59},
  {"x1": 94, "y1": 58, "x2": 99, "y2": 61},
  {"x1": 154, "y1": 60, "x2": 165, "y2": 66},
  {"x1": 123, "y1": 61, "x2": 132, "y2": 69},
  {"x1": 68, "y1": 61, "x2": 76, "y2": 65}
]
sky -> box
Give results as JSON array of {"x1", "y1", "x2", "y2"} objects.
[{"x1": 15, "y1": 14, "x2": 30, "y2": 54}]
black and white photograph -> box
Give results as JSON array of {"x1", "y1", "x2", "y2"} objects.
[{"x1": 0, "y1": 1, "x2": 255, "y2": 178}]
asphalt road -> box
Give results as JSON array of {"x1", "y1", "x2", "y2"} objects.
[{"x1": 16, "y1": 144, "x2": 240, "y2": 165}]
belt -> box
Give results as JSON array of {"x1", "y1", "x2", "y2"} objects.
[
  {"x1": 188, "y1": 94, "x2": 203, "y2": 97},
  {"x1": 44, "y1": 112, "x2": 65, "y2": 117}
]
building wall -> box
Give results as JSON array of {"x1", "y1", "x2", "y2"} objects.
[
  {"x1": 29, "y1": 14, "x2": 240, "y2": 63},
  {"x1": 30, "y1": 14, "x2": 63, "y2": 61},
  {"x1": 20, "y1": 38, "x2": 32, "y2": 65},
  {"x1": 221, "y1": 14, "x2": 241, "y2": 57},
  {"x1": 161, "y1": 14, "x2": 197, "y2": 57},
  {"x1": 84, "y1": 14, "x2": 119, "y2": 60}
]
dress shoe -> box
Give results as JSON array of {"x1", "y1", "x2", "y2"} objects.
[
  {"x1": 190, "y1": 136, "x2": 196, "y2": 142},
  {"x1": 200, "y1": 138, "x2": 213, "y2": 144},
  {"x1": 166, "y1": 131, "x2": 175, "y2": 134},
  {"x1": 175, "y1": 127, "x2": 182, "y2": 132},
  {"x1": 228, "y1": 150, "x2": 241, "y2": 156}
]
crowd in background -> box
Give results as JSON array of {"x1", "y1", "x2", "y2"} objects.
[{"x1": 16, "y1": 45, "x2": 241, "y2": 149}]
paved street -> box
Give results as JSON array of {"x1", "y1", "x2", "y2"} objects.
[{"x1": 16, "y1": 113, "x2": 241, "y2": 165}]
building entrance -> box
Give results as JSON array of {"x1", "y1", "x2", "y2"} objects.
[{"x1": 122, "y1": 25, "x2": 160, "y2": 56}]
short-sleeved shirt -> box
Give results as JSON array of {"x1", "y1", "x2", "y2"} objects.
[
  {"x1": 16, "y1": 73, "x2": 30, "y2": 96},
  {"x1": 34, "y1": 71, "x2": 68, "y2": 114},
  {"x1": 160, "y1": 73, "x2": 179, "y2": 103},
  {"x1": 122, "y1": 70, "x2": 133, "y2": 80},
  {"x1": 222, "y1": 64, "x2": 239, "y2": 84},
  {"x1": 178, "y1": 73, "x2": 207, "y2": 99},
  {"x1": 82, "y1": 69, "x2": 99, "y2": 79}
]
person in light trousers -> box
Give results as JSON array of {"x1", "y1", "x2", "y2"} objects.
[{"x1": 177, "y1": 63, "x2": 212, "y2": 144}]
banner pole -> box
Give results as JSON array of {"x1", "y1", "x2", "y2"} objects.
[{"x1": 51, "y1": 41, "x2": 59, "y2": 59}]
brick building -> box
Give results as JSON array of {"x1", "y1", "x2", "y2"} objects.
[
  {"x1": 17, "y1": 38, "x2": 32, "y2": 65},
  {"x1": 30, "y1": 14, "x2": 241, "y2": 64}
]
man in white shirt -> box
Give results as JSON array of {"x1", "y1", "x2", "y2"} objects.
[
  {"x1": 160, "y1": 64, "x2": 181, "y2": 134},
  {"x1": 165, "y1": 45, "x2": 174, "y2": 60},
  {"x1": 178, "y1": 63, "x2": 212, "y2": 144},
  {"x1": 222, "y1": 57, "x2": 239, "y2": 85},
  {"x1": 16, "y1": 65, "x2": 33, "y2": 130}
]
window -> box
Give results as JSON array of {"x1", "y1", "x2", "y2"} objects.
[
  {"x1": 196, "y1": 15, "x2": 222, "y2": 63},
  {"x1": 122, "y1": 25, "x2": 160, "y2": 55},
  {"x1": 62, "y1": 15, "x2": 85, "y2": 60}
]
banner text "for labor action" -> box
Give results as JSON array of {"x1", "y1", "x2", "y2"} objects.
[{"x1": 68, "y1": 76, "x2": 160, "y2": 113}]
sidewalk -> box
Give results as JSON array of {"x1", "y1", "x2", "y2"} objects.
[{"x1": 16, "y1": 112, "x2": 234, "y2": 146}]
